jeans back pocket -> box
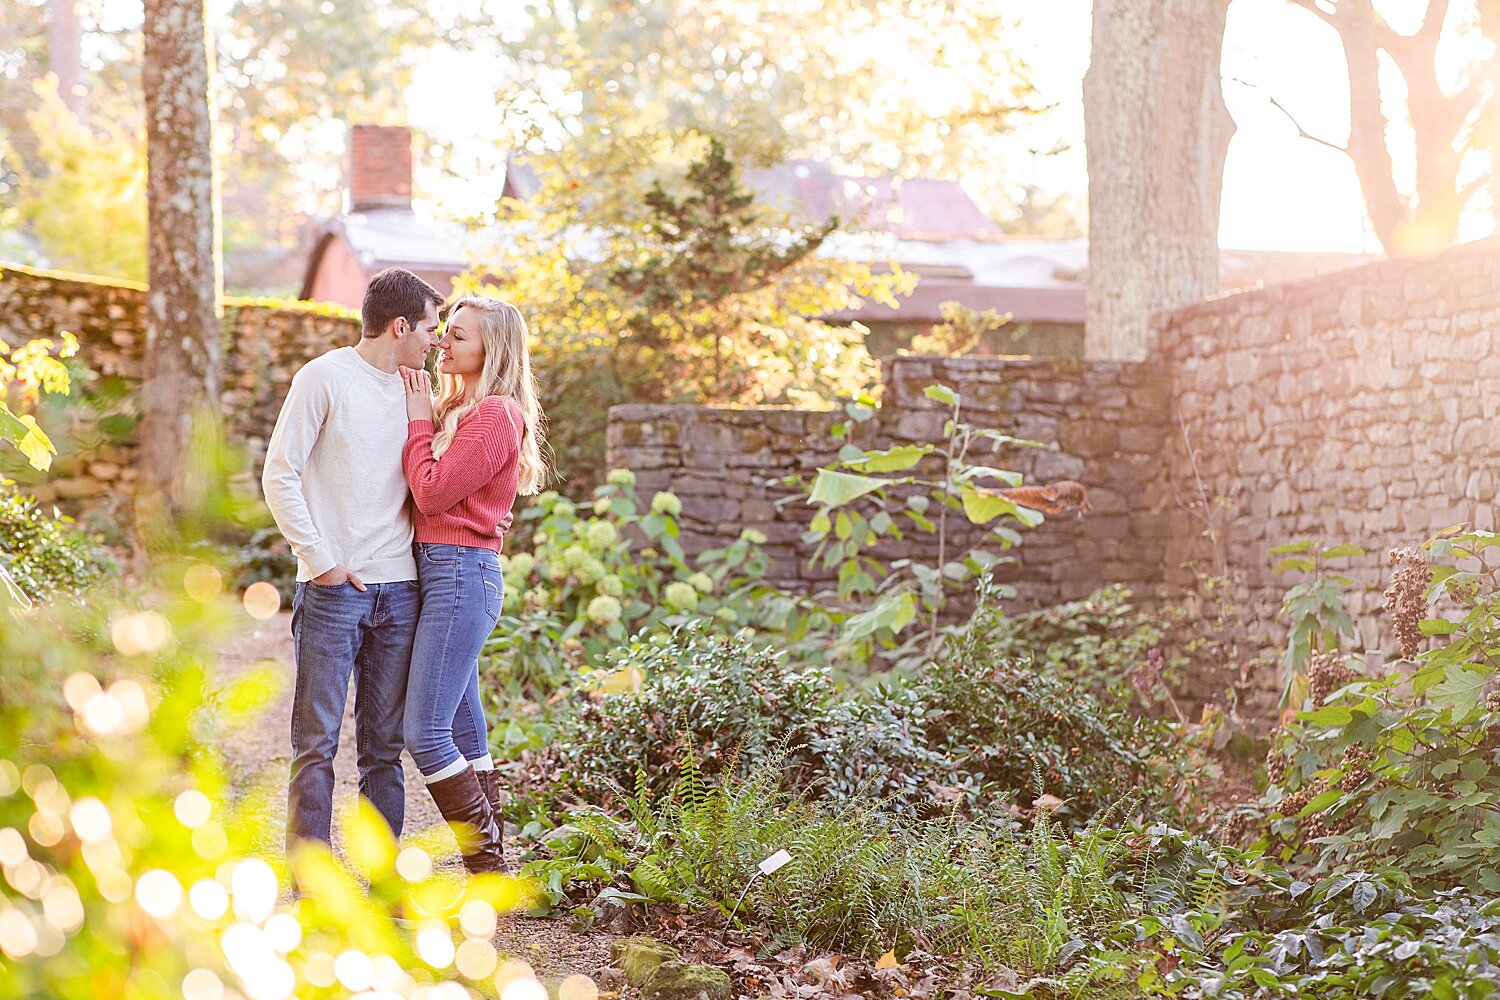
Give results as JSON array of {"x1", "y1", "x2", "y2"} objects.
[{"x1": 479, "y1": 562, "x2": 503, "y2": 622}]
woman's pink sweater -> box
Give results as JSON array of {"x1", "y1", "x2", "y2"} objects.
[{"x1": 402, "y1": 395, "x2": 523, "y2": 550}]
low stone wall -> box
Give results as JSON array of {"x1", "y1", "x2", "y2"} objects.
[
  {"x1": 1157, "y1": 236, "x2": 1500, "y2": 658},
  {"x1": 609, "y1": 355, "x2": 1178, "y2": 610},
  {"x1": 0, "y1": 262, "x2": 359, "y2": 510}
]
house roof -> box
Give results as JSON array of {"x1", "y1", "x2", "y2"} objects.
[
  {"x1": 299, "y1": 169, "x2": 1372, "y2": 324},
  {"x1": 742, "y1": 161, "x2": 1005, "y2": 241}
]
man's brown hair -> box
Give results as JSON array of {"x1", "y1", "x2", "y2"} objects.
[{"x1": 361, "y1": 268, "x2": 444, "y2": 339}]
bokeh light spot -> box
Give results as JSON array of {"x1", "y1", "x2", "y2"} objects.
[
  {"x1": 243, "y1": 582, "x2": 281, "y2": 620},
  {"x1": 416, "y1": 924, "x2": 455, "y2": 968},
  {"x1": 69, "y1": 797, "x2": 112, "y2": 843},
  {"x1": 560, "y1": 974, "x2": 600, "y2": 1000},
  {"x1": 174, "y1": 790, "x2": 212, "y2": 829},
  {"x1": 184, "y1": 563, "x2": 224, "y2": 602},
  {"x1": 395, "y1": 846, "x2": 433, "y2": 882},
  {"x1": 135, "y1": 869, "x2": 183, "y2": 918},
  {"x1": 230, "y1": 859, "x2": 277, "y2": 924},
  {"x1": 181, "y1": 968, "x2": 225, "y2": 1000},
  {"x1": 189, "y1": 878, "x2": 229, "y2": 920},
  {"x1": 456, "y1": 937, "x2": 499, "y2": 980},
  {"x1": 459, "y1": 898, "x2": 497, "y2": 938},
  {"x1": 110, "y1": 610, "x2": 172, "y2": 655}
]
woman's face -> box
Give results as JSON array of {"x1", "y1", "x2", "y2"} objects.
[{"x1": 436, "y1": 306, "x2": 486, "y2": 379}]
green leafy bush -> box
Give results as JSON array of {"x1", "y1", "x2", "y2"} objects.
[
  {"x1": 0, "y1": 487, "x2": 114, "y2": 601},
  {"x1": 482, "y1": 472, "x2": 833, "y2": 701},
  {"x1": 536, "y1": 580, "x2": 1185, "y2": 827},
  {"x1": 0, "y1": 554, "x2": 543, "y2": 1000},
  {"x1": 524, "y1": 753, "x2": 1159, "y2": 969},
  {"x1": 976, "y1": 585, "x2": 1185, "y2": 704},
  {"x1": 1247, "y1": 531, "x2": 1500, "y2": 892}
]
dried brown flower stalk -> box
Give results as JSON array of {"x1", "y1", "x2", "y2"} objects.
[{"x1": 1384, "y1": 547, "x2": 1433, "y2": 660}]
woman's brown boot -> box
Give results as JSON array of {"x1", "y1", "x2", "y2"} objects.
[
  {"x1": 424, "y1": 766, "x2": 504, "y2": 874},
  {"x1": 475, "y1": 770, "x2": 508, "y2": 871}
]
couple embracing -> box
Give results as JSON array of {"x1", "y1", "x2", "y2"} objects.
[{"x1": 261, "y1": 267, "x2": 549, "y2": 874}]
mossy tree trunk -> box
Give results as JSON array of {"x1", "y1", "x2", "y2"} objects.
[{"x1": 140, "y1": 0, "x2": 223, "y2": 520}]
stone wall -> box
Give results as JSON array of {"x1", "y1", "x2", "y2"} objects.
[
  {"x1": 1157, "y1": 236, "x2": 1500, "y2": 658},
  {"x1": 609, "y1": 237, "x2": 1500, "y2": 686},
  {"x1": 609, "y1": 355, "x2": 1179, "y2": 610},
  {"x1": 0, "y1": 262, "x2": 359, "y2": 512}
]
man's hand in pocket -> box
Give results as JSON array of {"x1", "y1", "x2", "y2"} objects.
[{"x1": 311, "y1": 565, "x2": 367, "y2": 591}]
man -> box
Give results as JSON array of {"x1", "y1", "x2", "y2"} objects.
[{"x1": 261, "y1": 267, "x2": 443, "y2": 852}]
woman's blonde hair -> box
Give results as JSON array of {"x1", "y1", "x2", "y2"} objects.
[{"x1": 430, "y1": 295, "x2": 551, "y2": 495}]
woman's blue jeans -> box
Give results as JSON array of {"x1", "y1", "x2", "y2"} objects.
[{"x1": 405, "y1": 543, "x2": 502, "y2": 779}]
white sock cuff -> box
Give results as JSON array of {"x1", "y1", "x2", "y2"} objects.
[
  {"x1": 468, "y1": 754, "x2": 495, "y2": 773},
  {"x1": 422, "y1": 758, "x2": 470, "y2": 784}
]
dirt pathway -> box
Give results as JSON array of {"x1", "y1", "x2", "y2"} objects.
[{"x1": 215, "y1": 610, "x2": 620, "y2": 986}]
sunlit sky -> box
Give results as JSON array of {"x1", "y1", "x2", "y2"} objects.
[
  {"x1": 112, "y1": 0, "x2": 1494, "y2": 254},
  {"x1": 406, "y1": 0, "x2": 1491, "y2": 254}
]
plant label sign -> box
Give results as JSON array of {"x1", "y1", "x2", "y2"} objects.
[{"x1": 758, "y1": 849, "x2": 792, "y2": 876}]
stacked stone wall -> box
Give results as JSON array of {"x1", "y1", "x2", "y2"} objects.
[
  {"x1": 0, "y1": 263, "x2": 359, "y2": 511},
  {"x1": 609, "y1": 355, "x2": 1178, "y2": 610},
  {"x1": 1156, "y1": 236, "x2": 1500, "y2": 662}
]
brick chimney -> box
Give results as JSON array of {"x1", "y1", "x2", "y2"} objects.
[{"x1": 349, "y1": 125, "x2": 413, "y2": 212}]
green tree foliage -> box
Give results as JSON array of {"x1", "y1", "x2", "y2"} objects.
[
  {"x1": 0, "y1": 2, "x2": 473, "y2": 288},
  {"x1": 462, "y1": 132, "x2": 914, "y2": 486},
  {"x1": 8, "y1": 80, "x2": 147, "y2": 280},
  {"x1": 498, "y1": 0, "x2": 1043, "y2": 192}
]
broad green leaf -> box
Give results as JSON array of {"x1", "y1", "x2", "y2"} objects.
[
  {"x1": 1269, "y1": 540, "x2": 1316, "y2": 555},
  {"x1": 1300, "y1": 788, "x2": 1343, "y2": 816},
  {"x1": 0, "y1": 406, "x2": 55, "y2": 472},
  {"x1": 842, "y1": 589, "x2": 917, "y2": 642},
  {"x1": 1412, "y1": 662, "x2": 1448, "y2": 695},
  {"x1": 808, "y1": 468, "x2": 890, "y2": 508},
  {"x1": 1431, "y1": 667, "x2": 1488, "y2": 720},
  {"x1": 923, "y1": 383, "x2": 959, "y2": 406},
  {"x1": 959, "y1": 486, "x2": 1046, "y2": 527},
  {"x1": 957, "y1": 465, "x2": 1024, "y2": 487},
  {"x1": 1319, "y1": 543, "x2": 1366, "y2": 559},
  {"x1": 843, "y1": 444, "x2": 932, "y2": 473},
  {"x1": 341, "y1": 797, "x2": 398, "y2": 878},
  {"x1": 1419, "y1": 618, "x2": 1460, "y2": 635},
  {"x1": 1297, "y1": 705, "x2": 1353, "y2": 727}
]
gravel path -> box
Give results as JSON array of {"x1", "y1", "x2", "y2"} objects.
[{"x1": 215, "y1": 610, "x2": 620, "y2": 986}]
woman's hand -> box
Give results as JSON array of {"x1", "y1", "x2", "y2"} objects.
[{"x1": 400, "y1": 366, "x2": 434, "y2": 422}]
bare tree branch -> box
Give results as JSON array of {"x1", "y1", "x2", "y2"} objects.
[
  {"x1": 1418, "y1": 0, "x2": 1450, "y2": 43},
  {"x1": 1228, "y1": 77, "x2": 1348, "y2": 152},
  {"x1": 1283, "y1": 0, "x2": 1338, "y2": 29}
]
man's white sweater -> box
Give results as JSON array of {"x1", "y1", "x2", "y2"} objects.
[{"x1": 261, "y1": 346, "x2": 417, "y2": 584}]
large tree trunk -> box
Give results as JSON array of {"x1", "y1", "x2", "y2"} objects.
[
  {"x1": 1084, "y1": 0, "x2": 1234, "y2": 361},
  {"x1": 140, "y1": 0, "x2": 222, "y2": 516},
  {"x1": 48, "y1": 0, "x2": 86, "y2": 121}
]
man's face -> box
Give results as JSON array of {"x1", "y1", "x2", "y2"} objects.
[{"x1": 396, "y1": 301, "x2": 440, "y2": 369}]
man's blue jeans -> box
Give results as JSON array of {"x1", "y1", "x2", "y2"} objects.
[
  {"x1": 287, "y1": 579, "x2": 419, "y2": 850},
  {"x1": 405, "y1": 543, "x2": 502, "y2": 780}
]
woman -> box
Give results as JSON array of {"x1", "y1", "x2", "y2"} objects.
[{"x1": 399, "y1": 295, "x2": 549, "y2": 874}]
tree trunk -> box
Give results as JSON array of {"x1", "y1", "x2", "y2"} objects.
[
  {"x1": 48, "y1": 0, "x2": 87, "y2": 121},
  {"x1": 140, "y1": 0, "x2": 222, "y2": 516},
  {"x1": 1084, "y1": 0, "x2": 1234, "y2": 361},
  {"x1": 1280, "y1": 0, "x2": 1477, "y2": 255}
]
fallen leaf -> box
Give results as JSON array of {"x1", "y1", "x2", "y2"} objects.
[{"x1": 876, "y1": 950, "x2": 900, "y2": 971}]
